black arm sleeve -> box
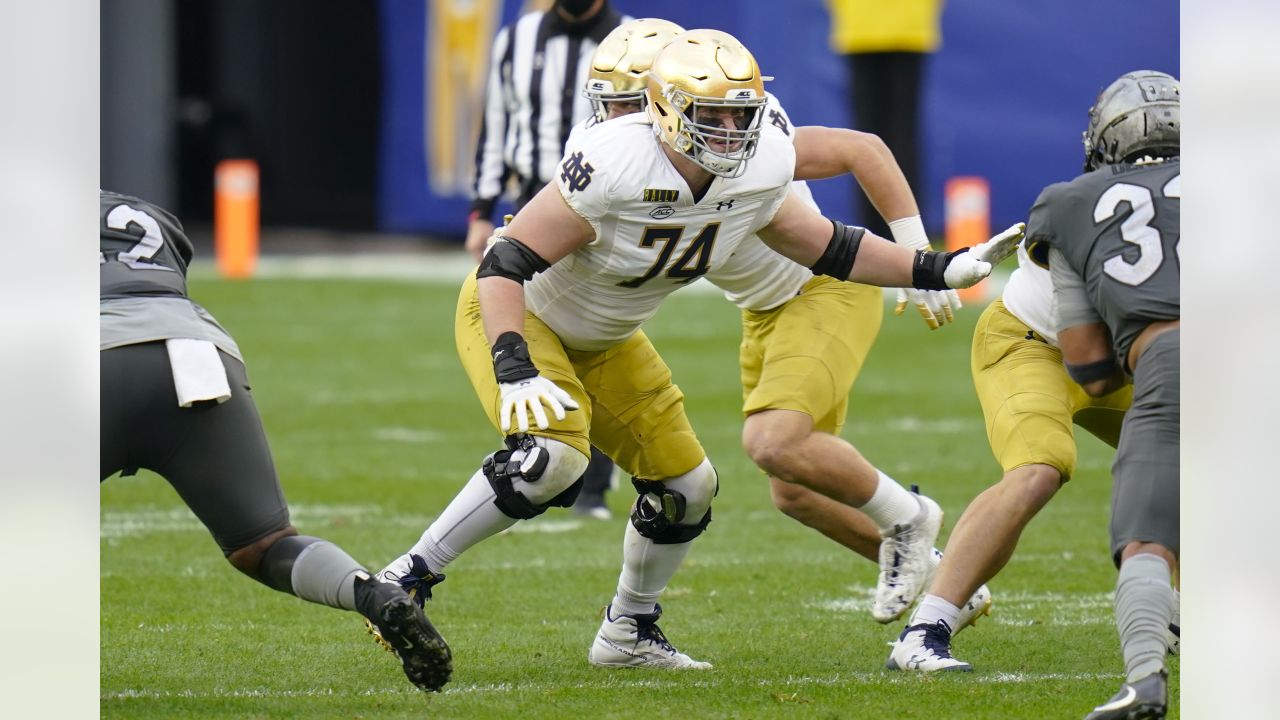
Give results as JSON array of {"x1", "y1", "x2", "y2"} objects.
[
  {"x1": 1065, "y1": 356, "x2": 1120, "y2": 385},
  {"x1": 911, "y1": 248, "x2": 969, "y2": 290},
  {"x1": 476, "y1": 236, "x2": 552, "y2": 283},
  {"x1": 470, "y1": 197, "x2": 498, "y2": 221},
  {"x1": 491, "y1": 331, "x2": 539, "y2": 383},
  {"x1": 810, "y1": 220, "x2": 866, "y2": 280}
]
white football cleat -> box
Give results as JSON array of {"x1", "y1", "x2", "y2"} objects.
[
  {"x1": 873, "y1": 494, "x2": 943, "y2": 623},
  {"x1": 885, "y1": 620, "x2": 972, "y2": 672},
  {"x1": 954, "y1": 582, "x2": 994, "y2": 634},
  {"x1": 588, "y1": 604, "x2": 711, "y2": 670},
  {"x1": 925, "y1": 548, "x2": 994, "y2": 635}
]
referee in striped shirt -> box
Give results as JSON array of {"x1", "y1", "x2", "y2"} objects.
[
  {"x1": 464, "y1": 0, "x2": 625, "y2": 259},
  {"x1": 465, "y1": 0, "x2": 626, "y2": 520}
]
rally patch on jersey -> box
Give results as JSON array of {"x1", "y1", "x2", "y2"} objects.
[
  {"x1": 560, "y1": 151, "x2": 594, "y2": 192},
  {"x1": 642, "y1": 188, "x2": 680, "y2": 203}
]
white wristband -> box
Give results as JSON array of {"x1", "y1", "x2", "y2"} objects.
[{"x1": 888, "y1": 215, "x2": 930, "y2": 251}]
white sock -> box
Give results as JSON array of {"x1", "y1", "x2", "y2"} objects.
[
  {"x1": 409, "y1": 467, "x2": 517, "y2": 572},
  {"x1": 609, "y1": 521, "x2": 693, "y2": 618},
  {"x1": 911, "y1": 593, "x2": 962, "y2": 633},
  {"x1": 858, "y1": 470, "x2": 921, "y2": 533}
]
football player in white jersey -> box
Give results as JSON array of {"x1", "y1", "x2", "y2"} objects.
[
  {"x1": 887, "y1": 241, "x2": 1137, "y2": 672},
  {"x1": 375, "y1": 29, "x2": 1017, "y2": 672},
  {"x1": 574, "y1": 25, "x2": 997, "y2": 626}
]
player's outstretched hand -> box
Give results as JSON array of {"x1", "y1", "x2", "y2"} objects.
[
  {"x1": 942, "y1": 223, "x2": 1027, "y2": 289},
  {"x1": 498, "y1": 375, "x2": 579, "y2": 433},
  {"x1": 971, "y1": 222, "x2": 1026, "y2": 267}
]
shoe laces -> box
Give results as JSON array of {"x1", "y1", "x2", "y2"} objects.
[
  {"x1": 387, "y1": 555, "x2": 446, "y2": 603},
  {"x1": 917, "y1": 622, "x2": 956, "y2": 659},
  {"x1": 627, "y1": 604, "x2": 678, "y2": 655}
]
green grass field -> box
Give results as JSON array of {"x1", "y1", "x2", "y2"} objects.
[{"x1": 100, "y1": 271, "x2": 1178, "y2": 718}]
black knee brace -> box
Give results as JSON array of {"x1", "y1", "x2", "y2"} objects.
[
  {"x1": 483, "y1": 434, "x2": 585, "y2": 519},
  {"x1": 629, "y1": 478, "x2": 712, "y2": 544}
]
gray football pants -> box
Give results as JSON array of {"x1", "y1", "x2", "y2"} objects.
[
  {"x1": 101, "y1": 342, "x2": 291, "y2": 555},
  {"x1": 1110, "y1": 329, "x2": 1179, "y2": 565}
]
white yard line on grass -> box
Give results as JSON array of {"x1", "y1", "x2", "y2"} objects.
[
  {"x1": 103, "y1": 669, "x2": 1121, "y2": 700},
  {"x1": 191, "y1": 255, "x2": 1013, "y2": 300}
]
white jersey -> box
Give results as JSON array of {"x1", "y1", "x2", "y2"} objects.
[
  {"x1": 527, "y1": 113, "x2": 795, "y2": 351},
  {"x1": 706, "y1": 92, "x2": 815, "y2": 312},
  {"x1": 1001, "y1": 242, "x2": 1059, "y2": 346}
]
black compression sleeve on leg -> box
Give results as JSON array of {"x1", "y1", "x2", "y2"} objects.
[
  {"x1": 258, "y1": 535, "x2": 323, "y2": 593},
  {"x1": 810, "y1": 220, "x2": 865, "y2": 279}
]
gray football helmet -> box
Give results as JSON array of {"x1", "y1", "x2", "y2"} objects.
[{"x1": 1082, "y1": 70, "x2": 1180, "y2": 171}]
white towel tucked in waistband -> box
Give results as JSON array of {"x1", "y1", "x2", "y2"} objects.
[{"x1": 165, "y1": 338, "x2": 232, "y2": 407}]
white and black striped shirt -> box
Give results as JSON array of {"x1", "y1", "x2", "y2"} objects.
[{"x1": 470, "y1": 7, "x2": 626, "y2": 220}]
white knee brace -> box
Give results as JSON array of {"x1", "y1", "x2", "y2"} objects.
[
  {"x1": 484, "y1": 435, "x2": 590, "y2": 519},
  {"x1": 631, "y1": 457, "x2": 719, "y2": 543}
]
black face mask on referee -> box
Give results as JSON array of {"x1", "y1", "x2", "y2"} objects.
[{"x1": 554, "y1": 0, "x2": 608, "y2": 31}]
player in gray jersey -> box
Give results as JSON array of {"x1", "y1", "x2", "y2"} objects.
[
  {"x1": 1030, "y1": 71, "x2": 1180, "y2": 720},
  {"x1": 99, "y1": 190, "x2": 452, "y2": 692}
]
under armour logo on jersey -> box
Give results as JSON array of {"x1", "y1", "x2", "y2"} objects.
[
  {"x1": 716, "y1": 199, "x2": 735, "y2": 211},
  {"x1": 768, "y1": 109, "x2": 790, "y2": 135},
  {"x1": 560, "y1": 151, "x2": 594, "y2": 192}
]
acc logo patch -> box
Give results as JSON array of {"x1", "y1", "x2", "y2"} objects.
[{"x1": 649, "y1": 205, "x2": 676, "y2": 219}]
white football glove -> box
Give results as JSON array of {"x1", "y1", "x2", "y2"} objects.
[
  {"x1": 970, "y1": 222, "x2": 1026, "y2": 267},
  {"x1": 894, "y1": 288, "x2": 950, "y2": 329},
  {"x1": 941, "y1": 222, "x2": 1028, "y2": 289},
  {"x1": 498, "y1": 375, "x2": 579, "y2": 433},
  {"x1": 888, "y1": 216, "x2": 960, "y2": 330}
]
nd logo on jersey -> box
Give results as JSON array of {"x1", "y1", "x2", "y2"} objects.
[{"x1": 560, "y1": 151, "x2": 594, "y2": 192}]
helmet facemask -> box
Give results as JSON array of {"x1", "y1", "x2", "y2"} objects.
[
  {"x1": 584, "y1": 78, "x2": 646, "y2": 124},
  {"x1": 657, "y1": 84, "x2": 766, "y2": 178}
]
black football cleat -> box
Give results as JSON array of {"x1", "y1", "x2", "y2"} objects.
[{"x1": 354, "y1": 573, "x2": 452, "y2": 692}]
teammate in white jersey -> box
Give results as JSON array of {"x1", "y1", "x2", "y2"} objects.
[
  {"x1": 887, "y1": 241, "x2": 1137, "y2": 672},
  {"x1": 375, "y1": 29, "x2": 1017, "y2": 672},
  {"x1": 571, "y1": 25, "x2": 995, "y2": 625}
]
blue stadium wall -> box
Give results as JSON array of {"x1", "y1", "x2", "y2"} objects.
[{"x1": 378, "y1": 0, "x2": 1178, "y2": 238}]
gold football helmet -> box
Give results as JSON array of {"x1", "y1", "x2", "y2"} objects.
[
  {"x1": 584, "y1": 18, "x2": 685, "y2": 123},
  {"x1": 646, "y1": 29, "x2": 769, "y2": 178}
]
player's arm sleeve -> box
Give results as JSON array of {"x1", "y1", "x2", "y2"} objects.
[
  {"x1": 1049, "y1": 246, "x2": 1102, "y2": 332},
  {"x1": 471, "y1": 26, "x2": 513, "y2": 220}
]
